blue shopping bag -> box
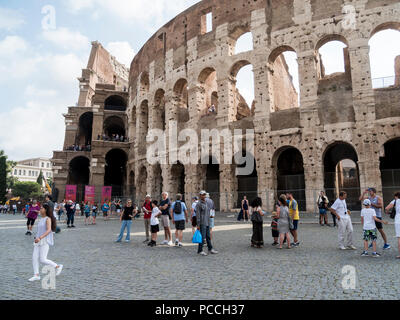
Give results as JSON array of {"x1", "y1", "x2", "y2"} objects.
[{"x1": 192, "y1": 230, "x2": 203, "y2": 244}]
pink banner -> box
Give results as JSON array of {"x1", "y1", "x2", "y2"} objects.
[
  {"x1": 65, "y1": 185, "x2": 77, "y2": 202},
  {"x1": 84, "y1": 186, "x2": 95, "y2": 204},
  {"x1": 102, "y1": 186, "x2": 112, "y2": 204}
]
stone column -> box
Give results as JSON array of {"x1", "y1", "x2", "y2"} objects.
[
  {"x1": 357, "y1": 142, "x2": 382, "y2": 195},
  {"x1": 91, "y1": 105, "x2": 103, "y2": 141},
  {"x1": 303, "y1": 162, "x2": 324, "y2": 213},
  {"x1": 215, "y1": 76, "x2": 236, "y2": 125},
  {"x1": 219, "y1": 164, "x2": 236, "y2": 212},
  {"x1": 89, "y1": 156, "x2": 105, "y2": 203}
]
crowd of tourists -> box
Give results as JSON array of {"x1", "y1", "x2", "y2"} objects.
[
  {"x1": 65, "y1": 144, "x2": 91, "y2": 152},
  {"x1": 23, "y1": 186, "x2": 400, "y2": 283},
  {"x1": 98, "y1": 133, "x2": 128, "y2": 142}
]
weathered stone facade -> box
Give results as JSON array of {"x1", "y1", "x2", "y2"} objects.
[{"x1": 53, "y1": 0, "x2": 400, "y2": 212}]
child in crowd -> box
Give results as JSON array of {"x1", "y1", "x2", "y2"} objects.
[
  {"x1": 148, "y1": 200, "x2": 162, "y2": 247},
  {"x1": 84, "y1": 202, "x2": 91, "y2": 225},
  {"x1": 361, "y1": 199, "x2": 388, "y2": 257},
  {"x1": 271, "y1": 211, "x2": 279, "y2": 246}
]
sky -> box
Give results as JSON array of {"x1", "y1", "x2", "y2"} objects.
[{"x1": 0, "y1": 0, "x2": 399, "y2": 161}]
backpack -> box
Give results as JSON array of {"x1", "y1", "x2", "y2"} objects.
[
  {"x1": 174, "y1": 201, "x2": 182, "y2": 214},
  {"x1": 390, "y1": 200, "x2": 397, "y2": 219}
]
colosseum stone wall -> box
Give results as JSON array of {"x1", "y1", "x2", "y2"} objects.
[{"x1": 53, "y1": 0, "x2": 400, "y2": 213}]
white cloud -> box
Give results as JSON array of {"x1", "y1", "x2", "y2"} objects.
[
  {"x1": 106, "y1": 41, "x2": 135, "y2": 67},
  {"x1": 64, "y1": 0, "x2": 200, "y2": 30},
  {"x1": 42, "y1": 27, "x2": 90, "y2": 51},
  {"x1": 0, "y1": 8, "x2": 25, "y2": 31},
  {"x1": 24, "y1": 85, "x2": 58, "y2": 98},
  {"x1": 44, "y1": 53, "x2": 86, "y2": 85},
  {"x1": 0, "y1": 36, "x2": 28, "y2": 57}
]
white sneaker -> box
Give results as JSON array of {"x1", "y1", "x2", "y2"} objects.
[
  {"x1": 339, "y1": 246, "x2": 347, "y2": 250},
  {"x1": 56, "y1": 264, "x2": 63, "y2": 276},
  {"x1": 209, "y1": 249, "x2": 219, "y2": 254},
  {"x1": 29, "y1": 275, "x2": 40, "y2": 282},
  {"x1": 199, "y1": 251, "x2": 208, "y2": 256},
  {"x1": 168, "y1": 241, "x2": 174, "y2": 246},
  {"x1": 178, "y1": 242, "x2": 183, "y2": 247},
  {"x1": 347, "y1": 245, "x2": 357, "y2": 250},
  {"x1": 161, "y1": 240, "x2": 168, "y2": 245}
]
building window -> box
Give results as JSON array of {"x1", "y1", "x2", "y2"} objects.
[
  {"x1": 23, "y1": 170, "x2": 26, "y2": 176},
  {"x1": 19, "y1": 170, "x2": 21, "y2": 175},
  {"x1": 201, "y1": 11, "x2": 213, "y2": 35},
  {"x1": 14, "y1": 169, "x2": 17, "y2": 175},
  {"x1": 47, "y1": 163, "x2": 50, "y2": 168}
]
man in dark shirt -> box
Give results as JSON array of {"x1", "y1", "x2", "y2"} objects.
[
  {"x1": 159, "y1": 192, "x2": 173, "y2": 246},
  {"x1": 65, "y1": 200, "x2": 76, "y2": 228}
]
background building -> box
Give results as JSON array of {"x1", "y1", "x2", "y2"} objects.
[{"x1": 11, "y1": 157, "x2": 53, "y2": 187}]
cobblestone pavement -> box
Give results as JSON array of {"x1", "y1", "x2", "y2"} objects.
[{"x1": 1, "y1": 212, "x2": 399, "y2": 300}]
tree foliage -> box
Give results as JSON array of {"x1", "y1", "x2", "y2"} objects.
[
  {"x1": 0, "y1": 155, "x2": 6, "y2": 203},
  {"x1": 12, "y1": 181, "x2": 44, "y2": 200}
]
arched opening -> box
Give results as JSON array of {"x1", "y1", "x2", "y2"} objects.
[
  {"x1": 153, "y1": 89, "x2": 166, "y2": 131},
  {"x1": 103, "y1": 116, "x2": 126, "y2": 140},
  {"x1": 235, "y1": 153, "x2": 257, "y2": 208},
  {"x1": 171, "y1": 162, "x2": 185, "y2": 201},
  {"x1": 67, "y1": 156, "x2": 90, "y2": 202},
  {"x1": 234, "y1": 32, "x2": 253, "y2": 55},
  {"x1": 369, "y1": 24, "x2": 400, "y2": 88},
  {"x1": 198, "y1": 68, "x2": 218, "y2": 116},
  {"x1": 138, "y1": 100, "x2": 149, "y2": 152},
  {"x1": 173, "y1": 79, "x2": 189, "y2": 123},
  {"x1": 104, "y1": 149, "x2": 127, "y2": 197},
  {"x1": 152, "y1": 163, "x2": 163, "y2": 201},
  {"x1": 104, "y1": 95, "x2": 127, "y2": 112},
  {"x1": 76, "y1": 112, "x2": 93, "y2": 146},
  {"x1": 205, "y1": 156, "x2": 220, "y2": 211},
  {"x1": 268, "y1": 47, "x2": 300, "y2": 112},
  {"x1": 315, "y1": 36, "x2": 350, "y2": 78},
  {"x1": 230, "y1": 61, "x2": 254, "y2": 120},
  {"x1": 129, "y1": 105, "x2": 136, "y2": 142},
  {"x1": 323, "y1": 142, "x2": 360, "y2": 210},
  {"x1": 276, "y1": 147, "x2": 306, "y2": 211},
  {"x1": 380, "y1": 139, "x2": 400, "y2": 203}
]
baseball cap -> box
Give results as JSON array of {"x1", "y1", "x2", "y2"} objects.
[
  {"x1": 145, "y1": 194, "x2": 151, "y2": 198},
  {"x1": 363, "y1": 199, "x2": 371, "y2": 206},
  {"x1": 199, "y1": 190, "x2": 207, "y2": 195}
]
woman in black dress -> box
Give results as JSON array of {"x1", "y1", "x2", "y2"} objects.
[{"x1": 250, "y1": 197, "x2": 265, "y2": 248}]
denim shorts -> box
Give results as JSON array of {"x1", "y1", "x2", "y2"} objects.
[
  {"x1": 209, "y1": 218, "x2": 215, "y2": 228},
  {"x1": 290, "y1": 219, "x2": 299, "y2": 231}
]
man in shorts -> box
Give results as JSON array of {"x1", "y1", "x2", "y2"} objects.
[
  {"x1": 159, "y1": 192, "x2": 173, "y2": 246},
  {"x1": 170, "y1": 193, "x2": 188, "y2": 247},
  {"x1": 360, "y1": 187, "x2": 391, "y2": 250},
  {"x1": 142, "y1": 195, "x2": 152, "y2": 243},
  {"x1": 287, "y1": 193, "x2": 300, "y2": 246}
]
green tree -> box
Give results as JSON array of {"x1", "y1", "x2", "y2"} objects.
[
  {"x1": 12, "y1": 181, "x2": 43, "y2": 200},
  {"x1": 0, "y1": 155, "x2": 6, "y2": 203}
]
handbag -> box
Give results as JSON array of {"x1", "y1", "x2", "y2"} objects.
[
  {"x1": 390, "y1": 200, "x2": 397, "y2": 219},
  {"x1": 251, "y1": 208, "x2": 263, "y2": 223},
  {"x1": 192, "y1": 230, "x2": 203, "y2": 244}
]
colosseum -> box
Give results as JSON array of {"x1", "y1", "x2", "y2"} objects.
[{"x1": 52, "y1": 0, "x2": 400, "y2": 213}]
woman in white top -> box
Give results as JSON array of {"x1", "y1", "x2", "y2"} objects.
[
  {"x1": 385, "y1": 192, "x2": 400, "y2": 259},
  {"x1": 29, "y1": 203, "x2": 63, "y2": 282}
]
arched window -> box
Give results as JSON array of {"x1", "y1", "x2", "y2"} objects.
[
  {"x1": 198, "y1": 68, "x2": 218, "y2": 116},
  {"x1": 315, "y1": 36, "x2": 349, "y2": 79},
  {"x1": 173, "y1": 79, "x2": 190, "y2": 123},
  {"x1": 230, "y1": 61, "x2": 254, "y2": 120},
  {"x1": 104, "y1": 95, "x2": 127, "y2": 111},
  {"x1": 235, "y1": 32, "x2": 253, "y2": 55},
  {"x1": 268, "y1": 47, "x2": 300, "y2": 112},
  {"x1": 369, "y1": 24, "x2": 400, "y2": 88}
]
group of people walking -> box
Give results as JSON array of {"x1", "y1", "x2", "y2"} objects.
[{"x1": 115, "y1": 191, "x2": 218, "y2": 256}]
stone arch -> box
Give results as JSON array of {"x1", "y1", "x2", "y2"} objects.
[
  {"x1": 140, "y1": 72, "x2": 150, "y2": 96},
  {"x1": 268, "y1": 46, "x2": 300, "y2": 112},
  {"x1": 233, "y1": 151, "x2": 258, "y2": 208},
  {"x1": 315, "y1": 34, "x2": 350, "y2": 79},
  {"x1": 104, "y1": 95, "x2": 127, "y2": 111},
  {"x1": 380, "y1": 137, "x2": 400, "y2": 203},
  {"x1": 137, "y1": 165, "x2": 148, "y2": 202},
  {"x1": 128, "y1": 170, "x2": 136, "y2": 200},
  {"x1": 370, "y1": 21, "x2": 400, "y2": 38},
  {"x1": 272, "y1": 146, "x2": 306, "y2": 211},
  {"x1": 170, "y1": 162, "x2": 185, "y2": 201},
  {"x1": 198, "y1": 67, "x2": 218, "y2": 116},
  {"x1": 230, "y1": 60, "x2": 254, "y2": 121},
  {"x1": 104, "y1": 149, "x2": 128, "y2": 197},
  {"x1": 151, "y1": 163, "x2": 163, "y2": 200},
  {"x1": 173, "y1": 78, "x2": 189, "y2": 123},
  {"x1": 76, "y1": 112, "x2": 93, "y2": 146},
  {"x1": 103, "y1": 115, "x2": 126, "y2": 138},
  {"x1": 67, "y1": 156, "x2": 90, "y2": 203},
  {"x1": 323, "y1": 141, "x2": 360, "y2": 210},
  {"x1": 153, "y1": 89, "x2": 166, "y2": 131}
]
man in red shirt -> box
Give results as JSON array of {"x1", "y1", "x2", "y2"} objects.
[{"x1": 142, "y1": 195, "x2": 152, "y2": 243}]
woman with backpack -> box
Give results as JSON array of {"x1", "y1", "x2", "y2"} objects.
[
  {"x1": 385, "y1": 192, "x2": 400, "y2": 259},
  {"x1": 28, "y1": 203, "x2": 63, "y2": 282},
  {"x1": 317, "y1": 191, "x2": 330, "y2": 226}
]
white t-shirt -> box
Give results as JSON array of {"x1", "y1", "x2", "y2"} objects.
[
  {"x1": 192, "y1": 201, "x2": 198, "y2": 217},
  {"x1": 331, "y1": 199, "x2": 349, "y2": 219},
  {"x1": 151, "y1": 207, "x2": 161, "y2": 226},
  {"x1": 390, "y1": 200, "x2": 400, "y2": 224},
  {"x1": 75, "y1": 204, "x2": 80, "y2": 210},
  {"x1": 361, "y1": 208, "x2": 377, "y2": 230}
]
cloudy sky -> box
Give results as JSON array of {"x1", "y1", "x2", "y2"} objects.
[{"x1": 0, "y1": 0, "x2": 399, "y2": 161}]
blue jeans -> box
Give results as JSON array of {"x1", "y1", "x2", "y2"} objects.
[
  {"x1": 117, "y1": 220, "x2": 132, "y2": 242},
  {"x1": 197, "y1": 225, "x2": 213, "y2": 253}
]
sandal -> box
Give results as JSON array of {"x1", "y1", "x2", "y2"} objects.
[{"x1": 396, "y1": 256, "x2": 400, "y2": 259}]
